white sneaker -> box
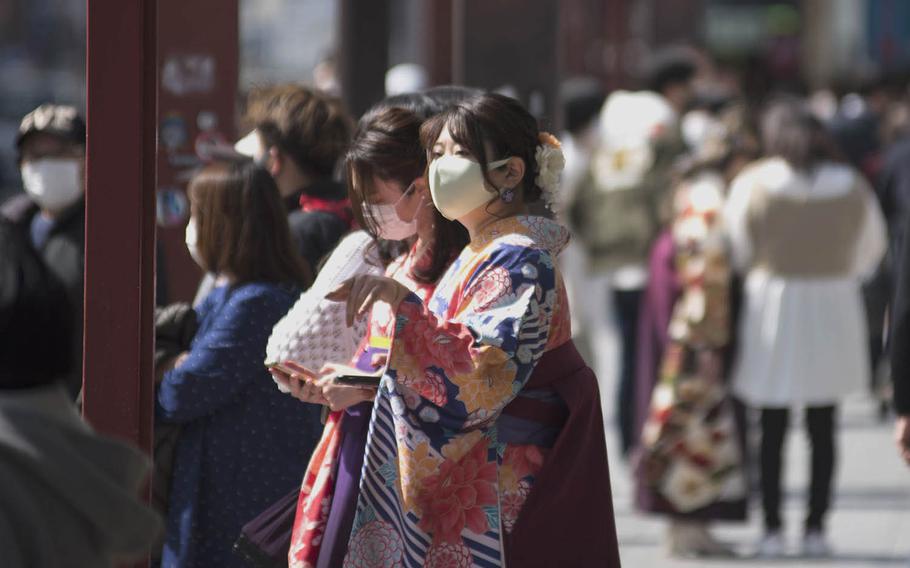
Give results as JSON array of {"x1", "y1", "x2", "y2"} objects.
[
  {"x1": 802, "y1": 530, "x2": 832, "y2": 558},
  {"x1": 667, "y1": 522, "x2": 736, "y2": 558},
  {"x1": 755, "y1": 531, "x2": 785, "y2": 558}
]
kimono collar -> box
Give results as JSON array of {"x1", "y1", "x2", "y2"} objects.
[{"x1": 469, "y1": 215, "x2": 570, "y2": 258}]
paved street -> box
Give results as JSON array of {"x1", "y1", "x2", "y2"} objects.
[{"x1": 594, "y1": 335, "x2": 910, "y2": 567}]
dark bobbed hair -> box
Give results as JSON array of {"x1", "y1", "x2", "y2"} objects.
[
  {"x1": 346, "y1": 106, "x2": 468, "y2": 284},
  {"x1": 761, "y1": 97, "x2": 844, "y2": 170},
  {"x1": 0, "y1": 220, "x2": 73, "y2": 389},
  {"x1": 645, "y1": 48, "x2": 697, "y2": 95},
  {"x1": 560, "y1": 76, "x2": 607, "y2": 134},
  {"x1": 420, "y1": 92, "x2": 544, "y2": 203},
  {"x1": 361, "y1": 92, "x2": 442, "y2": 123},
  {"x1": 189, "y1": 160, "x2": 312, "y2": 288},
  {"x1": 422, "y1": 85, "x2": 485, "y2": 110}
]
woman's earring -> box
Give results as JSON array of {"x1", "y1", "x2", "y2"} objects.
[{"x1": 500, "y1": 187, "x2": 515, "y2": 203}]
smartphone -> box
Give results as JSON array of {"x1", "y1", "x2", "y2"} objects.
[
  {"x1": 333, "y1": 374, "x2": 382, "y2": 387},
  {"x1": 265, "y1": 361, "x2": 317, "y2": 380},
  {"x1": 328, "y1": 363, "x2": 382, "y2": 387}
]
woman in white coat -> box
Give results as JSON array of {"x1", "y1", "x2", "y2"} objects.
[{"x1": 724, "y1": 98, "x2": 886, "y2": 558}]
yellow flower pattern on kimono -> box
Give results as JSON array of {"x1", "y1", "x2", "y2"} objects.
[
  {"x1": 397, "y1": 440, "x2": 443, "y2": 516},
  {"x1": 449, "y1": 347, "x2": 516, "y2": 415},
  {"x1": 441, "y1": 430, "x2": 485, "y2": 463}
]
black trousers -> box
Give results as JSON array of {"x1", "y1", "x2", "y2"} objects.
[
  {"x1": 614, "y1": 288, "x2": 642, "y2": 457},
  {"x1": 760, "y1": 406, "x2": 837, "y2": 532}
]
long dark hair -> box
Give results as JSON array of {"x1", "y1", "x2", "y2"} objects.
[
  {"x1": 346, "y1": 107, "x2": 468, "y2": 284},
  {"x1": 189, "y1": 160, "x2": 312, "y2": 287},
  {"x1": 420, "y1": 92, "x2": 544, "y2": 203},
  {"x1": 761, "y1": 97, "x2": 844, "y2": 171}
]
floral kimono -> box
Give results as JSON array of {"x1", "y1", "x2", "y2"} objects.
[
  {"x1": 344, "y1": 216, "x2": 579, "y2": 567},
  {"x1": 290, "y1": 244, "x2": 438, "y2": 568},
  {"x1": 636, "y1": 172, "x2": 747, "y2": 516}
]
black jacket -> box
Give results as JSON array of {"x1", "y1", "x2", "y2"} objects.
[
  {"x1": 1, "y1": 194, "x2": 85, "y2": 400},
  {"x1": 285, "y1": 179, "x2": 350, "y2": 272}
]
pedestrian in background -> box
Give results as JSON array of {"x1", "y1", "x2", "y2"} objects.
[
  {"x1": 237, "y1": 84, "x2": 354, "y2": 269},
  {"x1": 156, "y1": 160, "x2": 319, "y2": 568},
  {"x1": 571, "y1": 50, "x2": 694, "y2": 457},
  {"x1": 724, "y1": 98, "x2": 887, "y2": 558},
  {"x1": 194, "y1": 85, "x2": 354, "y2": 305},
  {"x1": 1, "y1": 104, "x2": 86, "y2": 400},
  {"x1": 635, "y1": 101, "x2": 760, "y2": 557}
]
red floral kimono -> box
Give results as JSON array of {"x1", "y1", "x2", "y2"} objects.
[{"x1": 289, "y1": 244, "x2": 437, "y2": 568}]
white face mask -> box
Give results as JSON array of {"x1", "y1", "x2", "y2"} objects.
[
  {"x1": 364, "y1": 184, "x2": 420, "y2": 240},
  {"x1": 428, "y1": 155, "x2": 510, "y2": 220},
  {"x1": 185, "y1": 217, "x2": 204, "y2": 268},
  {"x1": 234, "y1": 130, "x2": 268, "y2": 166},
  {"x1": 21, "y1": 158, "x2": 83, "y2": 211}
]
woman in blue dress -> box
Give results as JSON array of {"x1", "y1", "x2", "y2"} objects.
[{"x1": 156, "y1": 160, "x2": 322, "y2": 567}]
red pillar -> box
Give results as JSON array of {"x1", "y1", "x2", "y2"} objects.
[
  {"x1": 83, "y1": 0, "x2": 157, "y2": 467},
  {"x1": 421, "y1": 0, "x2": 454, "y2": 86},
  {"x1": 339, "y1": 0, "x2": 390, "y2": 118},
  {"x1": 452, "y1": 0, "x2": 560, "y2": 120},
  {"x1": 155, "y1": 0, "x2": 239, "y2": 303}
]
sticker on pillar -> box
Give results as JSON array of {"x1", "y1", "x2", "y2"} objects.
[
  {"x1": 162, "y1": 54, "x2": 216, "y2": 96},
  {"x1": 160, "y1": 113, "x2": 189, "y2": 151},
  {"x1": 156, "y1": 187, "x2": 190, "y2": 228},
  {"x1": 195, "y1": 111, "x2": 232, "y2": 161}
]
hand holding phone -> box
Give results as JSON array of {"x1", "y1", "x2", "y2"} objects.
[
  {"x1": 265, "y1": 360, "x2": 318, "y2": 381},
  {"x1": 317, "y1": 363, "x2": 380, "y2": 411},
  {"x1": 323, "y1": 363, "x2": 382, "y2": 387},
  {"x1": 266, "y1": 360, "x2": 324, "y2": 404}
]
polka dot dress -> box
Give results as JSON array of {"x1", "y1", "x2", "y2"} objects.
[{"x1": 156, "y1": 282, "x2": 322, "y2": 568}]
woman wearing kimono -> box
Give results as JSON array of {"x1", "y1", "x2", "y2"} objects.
[
  {"x1": 329, "y1": 93, "x2": 620, "y2": 567},
  {"x1": 634, "y1": 105, "x2": 759, "y2": 557},
  {"x1": 275, "y1": 106, "x2": 469, "y2": 568}
]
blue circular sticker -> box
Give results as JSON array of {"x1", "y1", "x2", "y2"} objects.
[{"x1": 156, "y1": 187, "x2": 190, "y2": 227}]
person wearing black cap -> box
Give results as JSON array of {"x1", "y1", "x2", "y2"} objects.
[
  {"x1": 1, "y1": 103, "x2": 86, "y2": 400},
  {"x1": 0, "y1": 219, "x2": 161, "y2": 567}
]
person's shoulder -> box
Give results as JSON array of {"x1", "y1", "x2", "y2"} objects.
[
  {"x1": 479, "y1": 235, "x2": 557, "y2": 278},
  {"x1": 289, "y1": 209, "x2": 346, "y2": 233},
  {"x1": 729, "y1": 157, "x2": 792, "y2": 194},
  {"x1": 228, "y1": 282, "x2": 299, "y2": 308},
  {"x1": 331, "y1": 230, "x2": 374, "y2": 257},
  {"x1": 0, "y1": 193, "x2": 37, "y2": 225}
]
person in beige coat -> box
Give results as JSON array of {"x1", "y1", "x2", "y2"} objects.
[{"x1": 724, "y1": 99, "x2": 886, "y2": 559}]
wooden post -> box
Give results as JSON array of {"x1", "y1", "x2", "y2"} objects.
[
  {"x1": 155, "y1": 0, "x2": 240, "y2": 303},
  {"x1": 83, "y1": 0, "x2": 157, "y2": 469},
  {"x1": 421, "y1": 0, "x2": 454, "y2": 86},
  {"x1": 452, "y1": 0, "x2": 560, "y2": 123},
  {"x1": 339, "y1": 0, "x2": 391, "y2": 118}
]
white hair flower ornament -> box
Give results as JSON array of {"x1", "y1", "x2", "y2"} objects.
[{"x1": 534, "y1": 132, "x2": 565, "y2": 211}]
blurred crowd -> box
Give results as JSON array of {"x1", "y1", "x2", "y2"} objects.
[
  {"x1": 2, "y1": 43, "x2": 910, "y2": 567},
  {"x1": 559, "y1": 48, "x2": 910, "y2": 559}
]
